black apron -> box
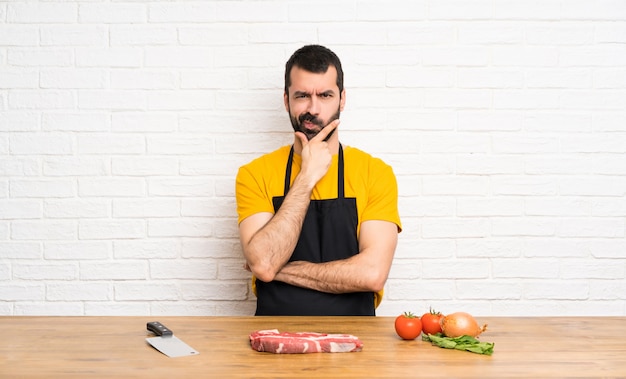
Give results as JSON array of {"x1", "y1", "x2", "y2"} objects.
[{"x1": 255, "y1": 144, "x2": 375, "y2": 316}]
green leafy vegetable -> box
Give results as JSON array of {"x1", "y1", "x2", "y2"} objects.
[{"x1": 422, "y1": 333, "x2": 494, "y2": 355}]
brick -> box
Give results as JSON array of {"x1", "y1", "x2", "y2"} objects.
[
  {"x1": 7, "y1": 2, "x2": 77, "y2": 23},
  {"x1": 78, "y1": 134, "x2": 146, "y2": 154},
  {"x1": 10, "y1": 133, "x2": 73, "y2": 155},
  {"x1": 422, "y1": 218, "x2": 490, "y2": 239},
  {"x1": 562, "y1": 0, "x2": 626, "y2": 20},
  {"x1": 493, "y1": 258, "x2": 560, "y2": 278},
  {"x1": 456, "y1": 154, "x2": 524, "y2": 174},
  {"x1": 287, "y1": 2, "x2": 354, "y2": 23},
  {"x1": 592, "y1": 198, "x2": 626, "y2": 216},
  {"x1": 218, "y1": 260, "x2": 252, "y2": 280},
  {"x1": 354, "y1": 46, "x2": 420, "y2": 66},
  {"x1": 595, "y1": 23, "x2": 626, "y2": 43},
  {"x1": 423, "y1": 89, "x2": 491, "y2": 109},
  {"x1": 149, "y1": 2, "x2": 216, "y2": 23},
  {"x1": 0, "y1": 242, "x2": 41, "y2": 259},
  {"x1": 114, "y1": 240, "x2": 179, "y2": 259},
  {"x1": 423, "y1": 176, "x2": 489, "y2": 195},
  {"x1": 182, "y1": 239, "x2": 241, "y2": 259},
  {"x1": 319, "y1": 24, "x2": 388, "y2": 46},
  {"x1": 523, "y1": 238, "x2": 590, "y2": 258},
  {"x1": 7, "y1": 48, "x2": 73, "y2": 67},
  {"x1": 0, "y1": 158, "x2": 40, "y2": 176},
  {"x1": 493, "y1": 134, "x2": 560, "y2": 153},
  {"x1": 44, "y1": 241, "x2": 110, "y2": 260},
  {"x1": 525, "y1": 155, "x2": 594, "y2": 174},
  {"x1": 8, "y1": 90, "x2": 75, "y2": 110},
  {"x1": 458, "y1": 69, "x2": 524, "y2": 89},
  {"x1": 11, "y1": 220, "x2": 77, "y2": 240},
  {"x1": 114, "y1": 282, "x2": 179, "y2": 301},
  {"x1": 181, "y1": 69, "x2": 247, "y2": 89},
  {"x1": 459, "y1": 24, "x2": 524, "y2": 44},
  {"x1": 0, "y1": 199, "x2": 42, "y2": 219},
  {"x1": 357, "y1": 0, "x2": 427, "y2": 21},
  {"x1": 0, "y1": 26, "x2": 39, "y2": 46},
  {"x1": 113, "y1": 198, "x2": 180, "y2": 218},
  {"x1": 0, "y1": 284, "x2": 44, "y2": 301},
  {"x1": 85, "y1": 302, "x2": 150, "y2": 316},
  {"x1": 457, "y1": 198, "x2": 523, "y2": 217},
  {"x1": 111, "y1": 70, "x2": 176, "y2": 90},
  {"x1": 248, "y1": 24, "x2": 317, "y2": 44},
  {"x1": 388, "y1": 260, "x2": 422, "y2": 279},
  {"x1": 79, "y1": 3, "x2": 146, "y2": 24},
  {"x1": 422, "y1": 132, "x2": 490, "y2": 153},
  {"x1": 456, "y1": 281, "x2": 523, "y2": 300},
  {"x1": 43, "y1": 157, "x2": 109, "y2": 176},
  {"x1": 558, "y1": 218, "x2": 624, "y2": 238},
  {"x1": 589, "y1": 280, "x2": 626, "y2": 300},
  {"x1": 147, "y1": 90, "x2": 215, "y2": 111},
  {"x1": 79, "y1": 90, "x2": 147, "y2": 111},
  {"x1": 561, "y1": 134, "x2": 626, "y2": 153},
  {"x1": 180, "y1": 282, "x2": 248, "y2": 301},
  {"x1": 590, "y1": 239, "x2": 626, "y2": 258},
  {"x1": 421, "y1": 46, "x2": 490, "y2": 66},
  {"x1": 214, "y1": 46, "x2": 285, "y2": 68},
  {"x1": 0, "y1": 69, "x2": 39, "y2": 89},
  {"x1": 387, "y1": 24, "x2": 455, "y2": 45},
  {"x1": 216, "y1": 1, "x2": 288, "y2": 23},
  {"x1": 524, "y1": 113, "x2": 591, "y2": 132},
  {"x1": 13, "y1": 263, "x2": 77, "y2": 280},
  {"x1": 422, "y1": 259, "x2": 491, "y2": 280},
  {"x1": 562, "y1": 260, "x2": 624, "y2": 279},
  {"x1": 79, "y1": 219, "x2": 146, "y2": 240},
  {"x1": 561, "y1": 90, "x2": 626, "y2": 110},
  {"x1": 179, "y1": 25, "x2": 248, "y2": 46},
  {"x1": 561, "y1": 46, "x2": 626, "y2": 67},
  {"x1": 181, "y1": 198, "x2": 236, "y2": 217},
  {"x1": 525, "y1": 197, "x2": 592, "y2": 216},
  {"x1": 493, "y1": 46, "x2": 558, "y2": 66},
  {"x1": 492, "y1": 176, "x2": 558, "y2": 196},
  {"x1": 456, "y1": 239, "x2": 522, "y2": 258},
  {"x1": 76, "y1": 48, "x2": 143, "y2": 67},
  {"x1": 387, "y1": 68, "x2": 453, "y2": 88},
  {"x1": 150, "y1": 259, "x2": 218, "y2": 280},
  {"x1": 40, "y1": 26, "x2": 108, "y2": 47},
  {"x1": 111, "y1": 113, "x2": 177, "y2": 132},
  {"x1": 428, "y1": 0, "x2": 492, "y2": 19},
  {"x1": 147, "y1": 136, "x2": 214, "y2": 155},
  {"x1": 40, "y1": 69, "x2": 106, "y2": 89},
  {"x1": 595, "y1": 69, "x2": 626, "y2": 89},
  {"x1": 524, "y1": 281, "x2": 588, "y2": 300},
  {"x1": 42, "y1": 113, "x2": 110, "y2": 132},
  {"x1": 14, "y1": 302, "x2": 84, "y2": 316},
  {"x1": 151, "y1": 302, "x2": 217, "y2": 316},
  {"x1": 526, "y1": 24, "x2": 594, "y2": 44},
  {"x1": 78, "y1": 178, "x2": 146, "y2": 197},
  {"x1": 110, "y1": 26, "x2": 177, "y2": 46},
  {"x1": 10, "y1": 179, "x2": 76, "y2": 198},
  {"x1": 47, "y1": 282, "x2": 111, "y2": 301},
  {"x1": 386, "y1": 280, "x2": 455, "y2": 300},
  {"x1": 81, "y1": 261, "x2": 147, "y2": 280},
  {"x1": 148, "y1": 218, "x2": 213, "y2": 238},
  {"x1": 0, "y1": 111, "x2": 39, "y2": 132},
  {"x1": 145, "y1": 47, "x2": 215, "y2": 68},
  {"x1": 559, "y1": 176, "x2": 625, "y2": 196},
  {"x1": 491, "y1": 217, "x2": 557, "y2": 237},
  {"x1": 44, "y1": 199, "x2": 110, "y2": 219},
  {"x1": 180, "y1": 156, "x2": 248, "y2": 176},
  {"x1": 111, "y1": 157, "x2": 178, "y2": 176}
]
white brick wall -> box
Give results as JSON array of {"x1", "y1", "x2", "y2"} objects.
[{"x1": 1, "y1": 0, "x2": 625, "y2": 317}]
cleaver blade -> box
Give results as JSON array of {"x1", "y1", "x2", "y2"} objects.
[{"x1": 146, "y1": 321, "x2": 199, "y2": 358}]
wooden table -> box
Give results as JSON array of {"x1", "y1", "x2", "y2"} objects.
[{"x1": 1, "y1": 316, "x2": 625, "y2": 378}]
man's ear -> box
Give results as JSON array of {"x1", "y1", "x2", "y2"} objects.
[
  {"x1": 339, "y1": 89, "x2": 346, "y2": 112},
  {"x1": 284, "y1": 92, "x2": 289, "y2": 112}
]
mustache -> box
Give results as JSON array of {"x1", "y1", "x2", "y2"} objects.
[{"x1": 298, "y1": 113, "x2": 323, "y2": 126}]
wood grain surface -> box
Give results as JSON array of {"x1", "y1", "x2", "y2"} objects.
[{"x1": 1, "y1": 316, "x2": 625, "y2": 378}]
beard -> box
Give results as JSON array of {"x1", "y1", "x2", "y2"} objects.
[{"x1": 289, "y1": 107, "x2": 341, "y2": 141}]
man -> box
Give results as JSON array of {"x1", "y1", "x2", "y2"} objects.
[{"x1": 236, "y1": 45, "x2": 401, "y2": 316}]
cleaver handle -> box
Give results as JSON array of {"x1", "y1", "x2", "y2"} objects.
[{"x1": 147, "y1": 321, "x2": 173, "y2": 337}]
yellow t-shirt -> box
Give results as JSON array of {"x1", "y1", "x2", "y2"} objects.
[{"x1": 236, "y1": 145, "x2": 402, "y2": 308}]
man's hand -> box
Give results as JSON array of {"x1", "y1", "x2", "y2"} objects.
[{"x1": 294, "y1": 119, "x2": 340, "y2": 188}]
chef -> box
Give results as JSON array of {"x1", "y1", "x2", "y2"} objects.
[{"x1": 236, "y1": 45, "x2": 402, "y2": 316}]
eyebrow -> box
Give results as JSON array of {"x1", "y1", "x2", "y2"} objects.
[{"x1": 292, "y1": 90, "x2": 336, "y2": 97}]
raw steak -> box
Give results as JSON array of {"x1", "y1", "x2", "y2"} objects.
[{"x1": 249, "y1": 329, "x2": 363, "y2": 354}]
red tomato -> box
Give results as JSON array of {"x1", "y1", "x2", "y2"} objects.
[
  {"x1": 394, "y1": 312, "x2": 422, "y2": 340},
  {"x1": 421, "y1": 308, "x2": 444, "y2": 335}
]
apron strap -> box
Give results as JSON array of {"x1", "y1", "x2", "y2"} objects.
[{"x1": 284, "y1": 144, "x2": 345, "y2": 199}]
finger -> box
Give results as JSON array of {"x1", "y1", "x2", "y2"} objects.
[
  {"x1": 313, "y1": 119, "x2": 340, "y2": 142},
  {"x1": 294, "y1": 131, "x2": 308, "y2": 147}
]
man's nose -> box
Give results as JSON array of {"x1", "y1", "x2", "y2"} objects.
[{"x1": 307, "y1": 96, "x2": 320, "y2": 115}]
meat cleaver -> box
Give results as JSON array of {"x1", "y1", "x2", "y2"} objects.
[{"x1": 146, "y1": 321, "x2": 199, "y2": 358}]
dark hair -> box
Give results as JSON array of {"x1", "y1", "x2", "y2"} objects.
[{"x1": 284, "y1": 45, "x2": 344, "y2": 95}]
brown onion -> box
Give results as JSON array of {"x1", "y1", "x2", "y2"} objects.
[{"x1": 440, "y1": 312, "x2": 487, "y2": 338}]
